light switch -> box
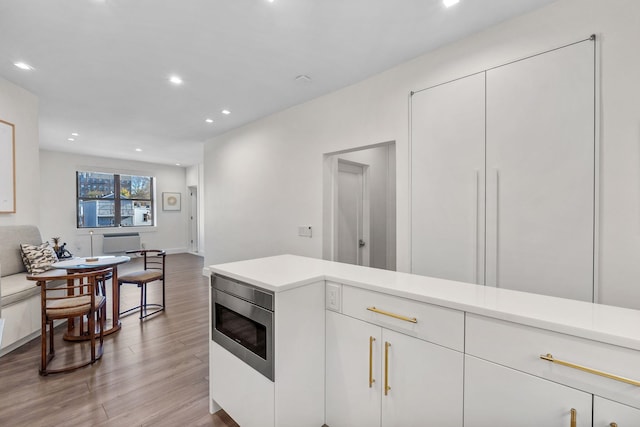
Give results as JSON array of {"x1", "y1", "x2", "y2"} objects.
[{"x1": 298, "y1": 225, "x2": 312, "y2": 237}]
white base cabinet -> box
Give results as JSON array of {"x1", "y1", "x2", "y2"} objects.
[
  {"x1": 208, "y1": 257, "x2": 640, "y2": 427},
  {"x1": 594, "y1": 397, "x2": 640, "y2": 426},
  {"x1": 464, "y1": 355, "x2": 592, "y2": 427},
  {"x1": 326, "y1": 311, "x2": 380, "y2": 427},
  {"x1": 326, "y1": 311, "x2": 463, "y2": 427},
  {"x1": 208, "y1": 279, "x2": 325, "y2": 427}
]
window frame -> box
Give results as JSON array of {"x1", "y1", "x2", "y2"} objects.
[{"x1": 76, "y1": 171, "x2": 155, "y2": 229}]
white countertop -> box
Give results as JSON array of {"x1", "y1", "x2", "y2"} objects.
[{"x1": 207, "y1": 254, "x2": 640, "y2": 351}]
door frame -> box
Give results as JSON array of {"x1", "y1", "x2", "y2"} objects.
[
  {"x1": 322, "y1": 141, "x2": 396, "y2": 270},
  {"x1": 332, "y1": 158, "x2": 371, "y2": 266},
  {"x1": 188, "y1": 185, "x2": 198, "y2": 253}
]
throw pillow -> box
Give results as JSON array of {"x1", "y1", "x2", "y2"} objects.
[{"x1": 20, "y1": 242, "x2": 59, "y2": 274}]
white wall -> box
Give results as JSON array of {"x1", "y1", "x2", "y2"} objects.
[
  {"x1": 0, "y1": 77, "x2": 40, "y2": 226},
  {"x1": 204, "y1": 0, "x2": 640, "y2": 310},
  {"x1": 40, "y1": 150, "x2": 189, "y2": 256}
]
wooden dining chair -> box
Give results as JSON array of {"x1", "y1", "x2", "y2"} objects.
[
  {"x1": 118, "y1": 249, "x2": 166, "y2": 320},
  {"x1": 28, "y1": 267, "x2": 111, "y2": 375}
]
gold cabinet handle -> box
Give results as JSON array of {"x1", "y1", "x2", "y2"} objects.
[
  {"x1": 367, "y1": 306, "x2": 417, "y2": 323},
  {"x1": 570, "y1": 408, "x2": 576, "y2": 427},
  {"x1": 610, "y1": 423, "x2": 618, "y2": 427},
  {"x1": 384, "y1": 341, "x2": 391, "y2": 396},
  {"x1": 369, "y1": 336, "x2": 376, "y2": 388},
  {"x1": 540, "y1": 353, "x2": 640, "y2": 387}
]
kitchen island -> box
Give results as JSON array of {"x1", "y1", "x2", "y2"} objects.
[{"x1": 207, "y1": 254, "x2": 640, "y2": 427}]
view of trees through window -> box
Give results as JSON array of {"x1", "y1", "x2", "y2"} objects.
[{"x1": 77, "y1": 171, "x2": 154, "y2": 228}]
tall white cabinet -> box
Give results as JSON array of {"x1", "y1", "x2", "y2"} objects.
[
  {"x1": 411, "y1": 72, "x2": 486, "y2": 284},
  {"x1": 411, "y1": 38, "x2": 596, "y2": 301}
]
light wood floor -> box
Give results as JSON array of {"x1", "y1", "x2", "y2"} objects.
[{"x1": 0, "y1": 253, "x2": 239, "y2": 427}]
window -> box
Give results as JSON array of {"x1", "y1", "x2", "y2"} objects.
[{"x1": 77, "y1": 171, "x2": 154, "y2": 228}]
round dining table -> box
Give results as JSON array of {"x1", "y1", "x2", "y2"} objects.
[{"x1": 51, "y1": 255, "x2": 130, "y2": 340}]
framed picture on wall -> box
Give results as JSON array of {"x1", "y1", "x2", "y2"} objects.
[
  {"x1": 0, "y1": 119, "x2": 16, "y2": 213},
  {"x1": 162, "y1": 192, "x2": 181, "y2": 211}
]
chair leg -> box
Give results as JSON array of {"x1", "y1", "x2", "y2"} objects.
[
  {"x1": 48, "y1": 319, "x2": 55, "y2": 356},
  {"x1": 99, "y1": 303, "x2": 105, "y2": 352},
  {"x1": 41, "y1": 319, "x2": 55, "y2": 375},
  {"x1": 140, "y1": 283, "x2": 145, "y2": 320},
  {"x1": 89, "y1": 309, "x2": 96, "y2": 363},
  {"x1": 41, "y1": 316, "x2": 47, "y2": 375},
  {"x1": 162, "y1": 278, "x2": 166, "y2": 310}
]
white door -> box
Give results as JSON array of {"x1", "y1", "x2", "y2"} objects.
[
  {"x1": 326, "y1": 311, "x2": 381, "y2": 427},
  {"x1": 594, "y1": 396, "x2": 640, "y2": 426},
  {"x1": 188, "y1": 186, "x2": 198, "y2": 253},
  {"x1": 411, "y1": 72, "x2": 486, "y2": 284},
  {"x1": 464, "y1": 355, "x2": 592, "y2": 427},
  {"x1": 485, "y1": 40, "x2": 595, "y2": 301},
  {"x1": 381, "y1": 329, "x2": 463, "y2": 427},
  {"x1": 335, "y1": 160, "x2": 370, "y2": 266}
]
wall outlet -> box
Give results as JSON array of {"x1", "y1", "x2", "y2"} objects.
[
  {"x1": 326, "y1": 282, "x2": 341, "y2": 312},
  {"x1": 298, "y1": 225, "x2": 312, "y2": 238}
]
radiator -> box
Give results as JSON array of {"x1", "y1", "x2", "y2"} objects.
[{"x1": 103, "y1": 232, "x2": 140, "y2": 253}]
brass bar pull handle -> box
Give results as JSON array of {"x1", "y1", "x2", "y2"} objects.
[
  {"x1": 540, "y1": 353, "x2": 640, "y2": 387},
  {"x1": 369, "y1": 336, "x2": 376, "y2": 388},
  {"x1": 367, "y1": 306, "x2": 417, "y2": 324},
  {"x1": 570, "y1": 408, "x2": 576, "y2": 427},
  {"x1": 384, "y1": 341, "x2": 391, "y2": 396}
]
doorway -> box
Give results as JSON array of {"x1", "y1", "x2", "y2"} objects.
[
  {"x1": 336, "y1": 159, "x2": 370, "y2": 266},
  {"x1": 323, "y1": 141, "x2": 396, "y2": 270}
]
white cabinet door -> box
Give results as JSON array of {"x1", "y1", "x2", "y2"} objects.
[
  {"x1": 411, "y1": 73, "x2": 485, "y2": 284},
  {"x1": 381, "y1": 329, "x2": 463, "y2": 427},
  {"x1": 326, "y1": 311, "x2": 381, "y2": 427},
  {"x1": 594, "y1": 396, "x2": 640, "y2": 426},
  {"x1": 485, "y1": 39, "x2": 595, "y2": 301},
  {"x1": 326, "y1": 311, "x2": 464, "y2": 427},
  {"x1": 464, "y1": 355, "x2": 592, "y2": 427}
]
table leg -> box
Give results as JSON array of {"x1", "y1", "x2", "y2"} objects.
[
  {"x1": 109, "y1": 265, "x2": 122, "y2": 335},
  {"x1": 63, "y1": 266, "x2": 122, "y2": 341},
  {"x1": 65, "y1": 277, "x2": 75, "y2": 334}
]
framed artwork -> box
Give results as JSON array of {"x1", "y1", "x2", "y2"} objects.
[
  {"x1": 162, "y1": 192, "x2": 181, "y2": 211},
  {"x1": 0, "y1": 119, "x2": 16, "y2": 213}
]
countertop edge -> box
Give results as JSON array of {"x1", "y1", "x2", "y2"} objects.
[{"x1": 207, "y1": 255, "x2": 640, "y2": 352}]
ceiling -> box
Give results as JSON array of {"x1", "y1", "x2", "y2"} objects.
[{"x1": 0, "y1": 0, "x2": 556, "y2": 166}]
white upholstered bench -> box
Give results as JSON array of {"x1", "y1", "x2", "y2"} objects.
[{"x1": 0, "y1": 225, "x2": 64, "y2": 356}]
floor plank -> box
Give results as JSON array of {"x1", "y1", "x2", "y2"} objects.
[{"x1": 0, "y1": 253, "x2": 239, "y2": 427}]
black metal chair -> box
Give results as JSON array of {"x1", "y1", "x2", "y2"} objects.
[{"x1": 118, "y1": 249, "x2": 166, "y2": 320}]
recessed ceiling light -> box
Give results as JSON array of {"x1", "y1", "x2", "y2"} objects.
[
  {"x1": 135, "y1": 148, "x2": 142, "y2": 152},
  {"x1": 14, "y1": 62, "x2": 34, "y2": 71},
  {"x1": 443, "y1": 0, "x2": 460, "y2": 7},
  {"x1": 176, "y1": 163, "x2": 181, "y2": 166},
  {"x1": 267, "y1": 0, "x2": 275, "y2": 3},
  {"x1": 71, "y1": 132, "x2": 79, "y2": 136},
  {"x1": 221, "y1": 109, "x2": 231, "y2": 115},
  {"x1": 67, "y1": 138, "x2": 75, "y2": 142},
  {"x1": 205, "y1": 118, "x2": 214, "y2": 123},
  {"x1": 169, "y1": 75, "x2": 183, "y2": 85}
]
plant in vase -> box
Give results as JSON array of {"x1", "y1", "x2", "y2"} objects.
[{"x1": 51, "y1": 237, "x2": 61, "y2": 256}]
